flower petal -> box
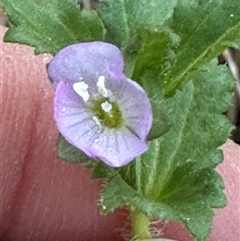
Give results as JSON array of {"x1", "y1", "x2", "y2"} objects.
[
  {"x1": 106, "y1": 77, "x2": 152, "y2": 140},
  {"x1": 48, "y1": 42, "x2": 124, "y2": 89},
  {"x1": 90, "y1": 128, "x2": 148, "y2": 167},
  {"x1": 54, "y1": 81, "x2": 102, "y2": 157}
]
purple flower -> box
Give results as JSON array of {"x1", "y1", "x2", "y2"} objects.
[{"x1": 48, "y1": 42, "x2": 152, "y2": 167}]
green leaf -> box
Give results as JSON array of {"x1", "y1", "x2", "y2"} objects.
[
  {"x1": 163, "y1": 0, "x2": 240, "y2": 95},
  {"x1": 1, "y1": 0, "x2": 105, "y2": 55},
  {"x1": 130, "y1": 27, "x2": 179, "y2": 81},
  {"x1": 101, "y1": 61, "x2": 234, "y2": 240},
  {"x1": 141, "y1": 71, "x2": 173, "y2": 140},
  {"x1": 56, "y1": 134, "x2": 115, "y2": 179},
  {"x1": 100, "y1": 174, "x2": 179, "y2": 219},
  {"x1": 97, "y1": 0, "x2": 177, "y2": 48}
]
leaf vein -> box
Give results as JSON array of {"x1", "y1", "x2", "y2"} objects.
[
  {"x1": 157, "y1": 85, "x2": 194, "y2": 197},
  {"x1": 170, "y1": 21, "x2": 240, "y2": 90}
]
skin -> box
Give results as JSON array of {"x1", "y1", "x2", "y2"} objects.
[{"x1": 0, "y1": 25, "x2": 239, "y2": 241}]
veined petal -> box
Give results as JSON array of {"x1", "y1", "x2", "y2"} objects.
[
  {"x1": 107, "y1": 77, "x2": 152, "y2": 140},
  {"x1": 54, "y1": 81, "x2": 102, "y2": 156},
  {"x1": 90, "y1": 128, "x2": 148, "y2": 167},
  {"x1": 47, "y1": 42, "x2": 124, "y2": 89}
]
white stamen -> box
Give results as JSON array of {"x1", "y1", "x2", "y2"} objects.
[
  {"x1": 93, "y1": 116, "x2": 101, "y2": 127},
  {"x1": 73, "y1": 81, "x2": 90, "y2": 102},
  {"x1": 97, "y1": 75, "x2": 110, "y2": 97},
  {"x1": 101, "y1": 101, "x2": 112, "y2": 113}
]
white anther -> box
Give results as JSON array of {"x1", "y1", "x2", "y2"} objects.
[
  {"x1": 97, "y1": 75, "x2": 111, "y2": 97},
  {"x1": 101, "y1": 101, "x2": 112, "y2": 113},
  {"x1": 73, "y1": 81, "x2": 90, "y2": 102}
]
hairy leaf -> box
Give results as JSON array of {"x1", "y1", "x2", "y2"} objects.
[
  {"x1": 97, "y1": 0, "x2": 177, "y2": 48},
  {"x1": 142, "y1": 71, "x2": 173, "y2": 141},
  {"x1": 99, "y1": 174, "x2": 179, "y2": 220},
  {"x1": 163, "y1": 0, "x2": 240, "y2": 95},
  {"x1": 131, "y1": 27, "x2": 179, "y2": 81},
  {"x1": 1, "y1": 0, "x2": 105, "y2": 55}
]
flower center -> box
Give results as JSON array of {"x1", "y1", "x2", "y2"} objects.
[
  {"x1": 91, "y1": 98, "x2": 123, "y2": 129},
  {"x1": 73, "y1": 76, "x2": 123, "y2": 129}
]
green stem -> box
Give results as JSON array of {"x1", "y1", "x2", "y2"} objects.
[{"x1": 130, "y1": 209, "x2": 151, "y2": 240}]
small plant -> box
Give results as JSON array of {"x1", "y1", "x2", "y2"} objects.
[{"x1": 1, "y1": 0, "x2": 239, "y2": 240}]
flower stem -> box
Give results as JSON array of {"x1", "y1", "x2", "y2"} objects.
[{"x1": 130, "y1": 209, "x2": 151, "y2": 240}]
